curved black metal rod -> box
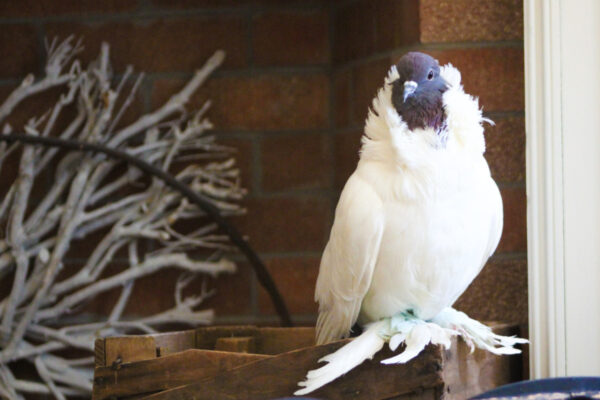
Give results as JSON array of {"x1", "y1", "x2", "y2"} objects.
[{"x1": 0, "y1": 133, "x2": 293, "y2": 327}]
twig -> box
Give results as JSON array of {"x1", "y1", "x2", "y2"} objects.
[
  {"x1": 108, "y1": 50, "x2": 225, "y2": 147},
  {"x1": 37, "y1": 255, "x2": 235, "y2": 320},
  {"x1": 34, "y1": 357, "x2": 66, "y2": 400},
  {"x1": 0, "y1": 37, "x2": 80, "y2": 124},
  {"x1": 1, "y1": 141, "x2": 35, "y2": 341},
  {"x1": 0, "y1": 133, "x2": 293, "y2": 327},
  {"x1": 0, "y1": 39, "x2": 290, "y2": 399}
]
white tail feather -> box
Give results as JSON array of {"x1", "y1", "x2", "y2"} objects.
[{"x1": 295, "y1": 320, "x2": 387, "y2": 396}]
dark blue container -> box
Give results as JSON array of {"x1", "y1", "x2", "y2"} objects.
[{"x1": 472, "y1": 377, "x2": 600, "y2": 399}]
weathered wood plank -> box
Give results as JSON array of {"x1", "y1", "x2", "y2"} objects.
[
  {"x1": 193, "y1": 326, "x2": 315, "y2": 354},
  {"x1": 256, "y1": 327, "x2": 315, "y2": 354},
  {"x1": 104, "y1": 336, "x2": 156, "y2": 365},
  {"x1": 93, "y1": 323, "x2": 523, "y2": 399},
  {"x1": 153, "y1": 329, "x2": 196, "y2": 357},
  {"x1": 94, "y1": 338, "x2": 106, "y2": 368},
  {"x1": 215, "y1": 337, "x2": 256, "y2": 353},
  {"x1": 194, "y1": 326, "x2": 259, "y2": 350},
  {"x1": 93, "y1": 349, "x2": 269, "y2": 400},
  {"x1": 442, "y1": 324, "x2": 523, "y2": 399},
  {"x1": 139, "y1": 340, "x2": 444, "y2": 400}
]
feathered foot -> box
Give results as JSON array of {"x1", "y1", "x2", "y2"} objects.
[
  {"x1": 432, "y1": 307, "x2": 528, "y2": 355},
  {"x1": 295, "y1": 308, "x2": 527, "y2": 396},
  {"x1": 380, "y1": 314, "x2": 457, "y2": 364}
]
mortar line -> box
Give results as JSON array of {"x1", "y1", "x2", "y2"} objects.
[
  {"x1": 243, "y1": 188, "x2": 336, "y2": 200},
  {"x1": 0, "y1": 3, "x2": 330, "y2": 25},
  {"x1": 333, "y1": 40, "x2": 524, "y2": 73}
]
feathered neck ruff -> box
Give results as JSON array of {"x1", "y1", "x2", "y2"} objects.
[{"x1": 360, "y1": 64, "x2": 487, "y2": 172}]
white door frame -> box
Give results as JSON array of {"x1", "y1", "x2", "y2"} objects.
[{"x1": 525, "y1": 0, "x2": 600, "y2": 378}]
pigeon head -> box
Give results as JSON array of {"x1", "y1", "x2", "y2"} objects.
[{"x1": 391, "y1": 52, "x2": 448, "y2": 133}]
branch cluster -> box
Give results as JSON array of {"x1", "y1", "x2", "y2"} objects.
[{"x1": 0, "y1": 37, "x2": 241, "y2": 398}]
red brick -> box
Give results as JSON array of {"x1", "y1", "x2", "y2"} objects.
[
  {"x1": 257, "y1": 0, "x2": 334, "y2": 4},
  {"x1": 0, "y1": 0, "x2": 137, "y2": 17},
  {"x1": 151, "y1": 0, "x2": 250, "y2": 8},
  {"x1": 78, "y1": 257, "x2": 244, "y2": 318},
  {"x1": 497, "y1": 187, "x2": 527, "y2": 253},
  {"x1": 258, "y1": 256, "x2": 319, "y2": 315},
  {"x1": 0, "y1": 25, "x2": 38, "y2": 79},
  {"x1": 45, "y1": 17, "x2": 247, "y2": 73},
  {"x1": 151, "y1": 0, "x2": 325, "y2": 8},
  {"x1": 126, "y1": 270, "x2": 187, "y2": 317},
  {"x1": 456, "y1": 257, "x2": 527, "y2": 324},
  {"x1": 199, "y1": 261, "x2": 253, "y2": 316},
  {"x1": 352, "y1": 58, "x2": 391, "y2": 125},
  {"x1": 426, "y1": 48, "x2": 524, "y2": 112},
  {"x1": 485, "y1": 116, "x2": 525, "y2": 183},
  {"x1": 372, "y1": 0, "x2": 420, "y2": 54},
  {"x1": 334, "y1": 0, "x2": 419, "y2": 64},
  {"x1": 261, "y1": 133, "x2": 330, "y2": 192},
  {"x1": 234, "y1": 196, "x2": 331, "y2": 252},
  {"x1": 333, "y1": 0, "x2": 375, "y2": 63},
  {"x1": 333, "y1": 130, "x2": 362, "y2": 189},
  {"x1": 420, "y1": 0, "x2": 523, "y2": 43},
  {"x1": 333, "y1": 69, "x2": 352, "y2": 128},
  {"x1": 253, "y1": 11, "x2": 329, "y2": 66},
  {"x1": 123, "y1": 266, "x2": 234, "y2": 317},
  {"x1": 153, "y1": 74, "x2": 330, "y2": 131}
]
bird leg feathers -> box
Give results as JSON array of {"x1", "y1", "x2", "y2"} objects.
[
  {"x1": 296, "y1": 308, "x2": 527, "y2": 395},
  {"x1": 432, "y1": 307, "x2": 528, "y2": 355}
]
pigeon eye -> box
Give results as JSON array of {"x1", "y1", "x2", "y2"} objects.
[{"x1": 427, "y1": 71, "x2": 434, "y2": 80}]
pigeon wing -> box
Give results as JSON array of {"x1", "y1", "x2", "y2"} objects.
[{"x1": 315, "y1": 172, "x2": 384, "y2": 345}]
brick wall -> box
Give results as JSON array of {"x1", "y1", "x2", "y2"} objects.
[{"x1": 0, "y1": 0, "x2": 526, "y2": 327}]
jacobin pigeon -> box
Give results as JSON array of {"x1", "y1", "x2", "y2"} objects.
[{"x1": 296, "y1": 52, "x2": 527, "y2": 395}]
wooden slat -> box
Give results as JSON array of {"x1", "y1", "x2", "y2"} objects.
[
  {"x1": 441, "y1": 324, "x2": 524, "y2": 399},
  {"x1": 256, "y1": 327, "x2": 315, "y2": 355},
  {"x1": 104, "y1": 336, "x2": 156, "y2": 365},
  {"x1": 139, "y1": 340, "x2": 445, "y2": 400},
  {"x1": 92, "y1": 323, "x2": 522, "y2": 399},
  {"x1": 193, "y1": 326, "x2": 315, "y2": 354},
  {"x1": 93, "y1": 349, "x2": 269, "y2": 400},
  {"x1": 153, "y1": 329, "x2": 196, "y2": 357},
  {"x1": 94, "y1": 338, "x2": 106, "y2": 368},
  {"x1": 194, "y1": 326, "x2": 259, "y2": 350},
  {"x1": 215, "y1": 337, "x2": 255, "y2": 353}
]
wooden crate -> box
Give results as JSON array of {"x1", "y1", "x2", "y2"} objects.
[{"x1": 93, "y1": 324, "x2": 523, "y2": 400}]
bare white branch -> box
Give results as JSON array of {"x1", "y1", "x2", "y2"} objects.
[
  {"x1": 0, "y1": 36, "x2": 81, "y2": 124},
  {"x1": 0, "y1": 38, "x2": 241, "y2": 399},
  {"x1": 35, "y1": 357, "x2": 66, "y2": 400}
]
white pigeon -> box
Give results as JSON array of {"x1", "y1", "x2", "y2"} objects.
[{"x1": 296, "y1": 52, "x2": 526, "y2": 396}]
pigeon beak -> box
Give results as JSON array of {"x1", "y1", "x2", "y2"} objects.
[{"x1": 403, "y1": 81, "x2": 418, "y2": 102}]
